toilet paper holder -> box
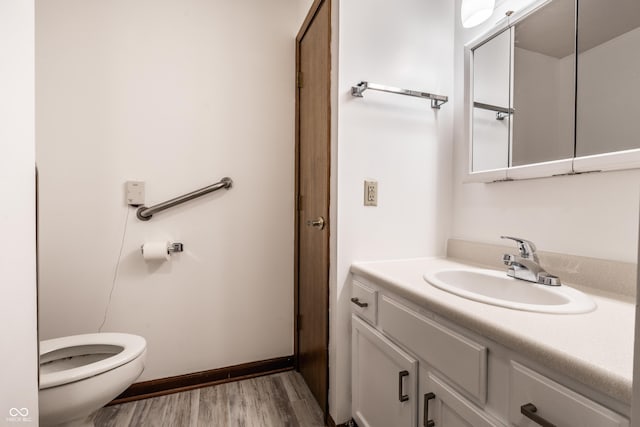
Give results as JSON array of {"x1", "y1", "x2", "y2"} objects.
[
  {"x1": 168, "y1": 243, "x2": 184, "y2": 253},
  {"x1": 140, "y1": 242, "x2": 184, "y2": 255}
]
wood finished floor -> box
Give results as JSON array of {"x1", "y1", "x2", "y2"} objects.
[{"x1": 93, "y1": 371, "x2": 325, "y2": 427}]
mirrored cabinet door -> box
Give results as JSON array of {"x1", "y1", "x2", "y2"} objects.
[
  {"x1": 575, "y1": 0, "x2": 640, "y2": 157},
  {"x1": 511, "y1": 0, "x2": 575, "y2": 166},
  {"x1": 472, "y1": 29, "x2": 512, "y2": 172}
]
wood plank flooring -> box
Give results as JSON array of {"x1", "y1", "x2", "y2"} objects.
[{"x1": 93, "y1": 371, "x2": 325, "y2": 427}]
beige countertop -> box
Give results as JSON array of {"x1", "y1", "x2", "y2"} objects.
[{"x1": 351, "y1": 257, "x2": 635, "y2": 404}]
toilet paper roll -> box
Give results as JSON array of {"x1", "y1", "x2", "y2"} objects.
[{"x1": 142, "y1": 241, "x2": 170, "y2": 261}]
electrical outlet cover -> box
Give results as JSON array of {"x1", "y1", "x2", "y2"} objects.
[{"x1": 364, "y1": 180, "x2": 377, "y2": 206}]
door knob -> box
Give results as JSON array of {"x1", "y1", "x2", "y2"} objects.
[{"x1": 306, "y1": 216, "x2": 325, "y2": 230}]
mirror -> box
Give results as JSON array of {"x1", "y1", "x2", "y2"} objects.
[
  {"x1": 472, "y1": 29, "x2": 511, "y2": 172},
  {"x1": 470, "y1": 0, "x2": 575, "y2": 173},
  {"x1": 576, "y1": 0, "x2": 640, "y2": 157},
  {"x1": 511, "y1": 0, "x2": 575, "y2": 166},
  {"x1": 468, "y1": 0, "x2": 640, "y2": 179}
]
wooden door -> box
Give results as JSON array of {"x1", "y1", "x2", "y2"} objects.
[
  {"x1": 352, "y1": 315, "x2": 418, "y2": 427},
  {"x1": 295, "y1": 0, "x2": 331, "y2": 416}
]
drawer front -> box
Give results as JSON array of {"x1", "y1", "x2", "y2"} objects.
[
  {"x1": 509, "y1": 362, "x2": 629, "y2": 427},
  {"x1": 379, "y1": 296, "x2": 487, "y2": 402},
  {"x1": 351, "y1": 279, "x2": 378, "y2": 325}
]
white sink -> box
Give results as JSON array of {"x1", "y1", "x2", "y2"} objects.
[{"x1": 423, "y1": 268, "x2": 596, "y2": 314}]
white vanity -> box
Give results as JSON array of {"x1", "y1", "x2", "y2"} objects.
[{"x1": 350, "y1": 257, "x2": 633, "y2": 427}]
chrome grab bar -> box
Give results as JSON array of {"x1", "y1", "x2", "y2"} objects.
[
  {"x1": 136, "y1": 177, "x2": 232, "y2": 221},
  {"x1": 351, "y1": 81, "x2": 448, "y2": 109}
]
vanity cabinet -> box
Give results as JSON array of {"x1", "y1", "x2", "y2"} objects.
[
  {"x1": 350, "y1": 275, "x2": 630, "y2": 427},
  {"x1": 351, "y1": 279, "x2": 500, "y2": 427}
]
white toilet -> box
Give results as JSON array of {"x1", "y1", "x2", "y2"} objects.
[{"x1": 39, "y1": 333, "x2": 147, "y2": 427}]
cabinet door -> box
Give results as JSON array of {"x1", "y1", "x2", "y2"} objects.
[
  {"x1": 352, "y1": 315, "x2": 417, "y2": 427},
  {"x1": 420, "y1": 369, "x2": 505, "y2": 427}
]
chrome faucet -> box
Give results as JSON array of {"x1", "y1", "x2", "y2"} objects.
[{"x1": 501, "y1": 236, "x2": 561, "y2": 286}]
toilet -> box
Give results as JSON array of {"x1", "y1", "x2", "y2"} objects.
[{"x1": 39, "y1": 333, "x2": 147, "y2": 427}]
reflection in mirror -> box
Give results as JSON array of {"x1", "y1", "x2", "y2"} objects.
[
  {"x1": 576, "y1": 0, "x2": 640, "y2": 157},
  {"x1": 511, "y1": 0, "x2": 575, "y2": 166},
  {"x1": 472, "y1": 29, "x2": 511, "y2": 172}
]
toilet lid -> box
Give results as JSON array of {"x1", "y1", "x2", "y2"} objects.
[{"x1": 39, "y1": 333, "x2": 146, "y2": 390}]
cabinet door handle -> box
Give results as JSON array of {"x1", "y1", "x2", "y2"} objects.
[
  {"x1": 521, "y1": 403, "x2": 556, "y2": 427},
  {"x1": 398, "y1": 370, "x2": 409, "y2": 402},
  {"x1": 423, "y1": 392, "x2": 436, "y2": 427},
  {"x1": 350, "y1": 297, "x2": 368, "y2": 308}
]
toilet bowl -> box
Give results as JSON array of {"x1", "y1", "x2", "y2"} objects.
[{"x1": 39, "y1": 333, "x2": 146, "y2": 427}]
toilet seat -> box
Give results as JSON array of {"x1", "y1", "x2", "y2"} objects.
[{"x1": 40, "y1": 333, "x2": 146, "y2": 390}]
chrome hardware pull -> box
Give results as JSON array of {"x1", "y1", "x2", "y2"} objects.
[
  {"x1": 350, "y1": 297, "x2": 368, "y2": 308},
  {"x1": 306, "y1": 216, "x2": 325, "y2": 230},
  {"x1": 521, "y1": 403, "x2": 556, "y2": 427},
  {"x1": 423, "y1": 392, "x2": 436, "y2": 427},
  {"x1": 398, "y1": 371, "x2": 409, "y2": 402}
]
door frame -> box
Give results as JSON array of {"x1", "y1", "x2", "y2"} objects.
[{"x1": 294, "y1": 0, "x2": 332, "y2": 413}]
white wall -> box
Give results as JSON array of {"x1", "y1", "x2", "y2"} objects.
[
  {"x1": 577, "y1": 26, "x2": 640, "y2": 156},
  {"x1": 36, "y1": 0, "x2": 310, "y2": 382},
  {"x1": 453, "y1": 0, "x2": 640, "y2": 264},
  {"x1": 330, "y1": 0, "x2": 455, "y2": 422},
  {"x1": 0, "y1": 0, "x2": 39, "y2": 422}
]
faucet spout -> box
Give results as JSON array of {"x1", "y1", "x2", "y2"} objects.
[
  {"x1": 500, "y1": 236, "x2": 539, "y2": 262},
  {"x1": 501, "y1": 237, "x2": 561, "y2": 286}
]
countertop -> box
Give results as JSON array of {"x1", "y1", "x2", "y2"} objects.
[{"x1": 351, "y1": 257, "x2": 635, "y2": 404}]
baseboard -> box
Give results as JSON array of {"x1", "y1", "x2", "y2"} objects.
[{"x1": 109, "y1": 355, "x2": 294, "y2": 406}]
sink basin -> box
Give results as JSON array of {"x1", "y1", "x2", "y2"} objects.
[{"x1": 423, "y1": 268, "x2": 596, "y2": 314}]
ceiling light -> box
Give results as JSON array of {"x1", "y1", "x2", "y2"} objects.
[{"x1": 461, "y1": 0, "x2": 496, "y2": 28}]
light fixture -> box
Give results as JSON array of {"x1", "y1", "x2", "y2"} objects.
[{"x1": 461, "y1": 0, "x2": 496, "y2": 28}]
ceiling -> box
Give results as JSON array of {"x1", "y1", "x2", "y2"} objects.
[{"x1": 515, "y1": 0, "x2": 640, "y2": 58}]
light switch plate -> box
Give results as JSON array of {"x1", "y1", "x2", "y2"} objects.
[
  {"x1": 126, "y1": 181, "x2": 145, "y2": 206},
  {"x1": 364, "y1": 180, "x2": 377, "y2": 206}
]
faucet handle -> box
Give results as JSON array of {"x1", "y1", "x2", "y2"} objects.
[
  {"x1": 503, "y1": 253, "x2": 516, "y2": 266},
  {"x1": 538, "y1": 272, "x2": 561, "y2": 286},
  {"x1": 500, "y1": 236, "x2": 538, "y2": 260}
]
